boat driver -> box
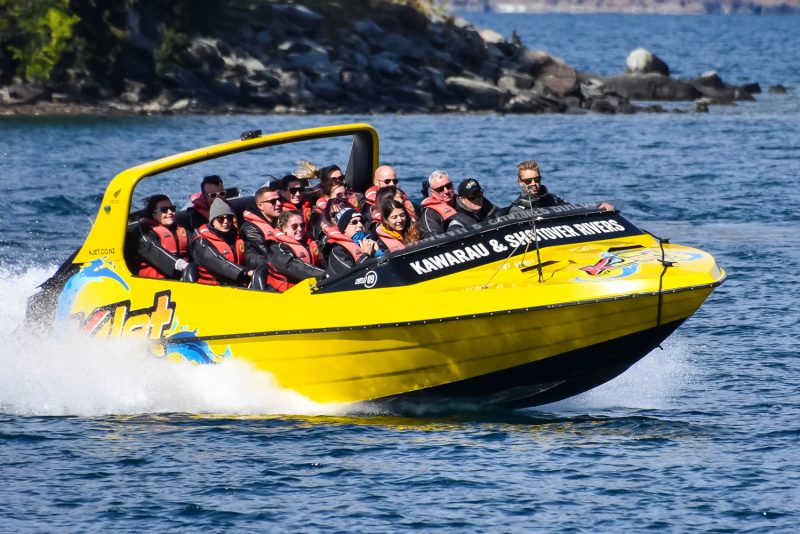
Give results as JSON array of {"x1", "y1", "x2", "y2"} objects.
[
  {"x1": 419, "y1": 170, "x2": 457, "y2": 239},
  {"x1": 507, "y1": 161, "x2": 613, "y2": 213}
]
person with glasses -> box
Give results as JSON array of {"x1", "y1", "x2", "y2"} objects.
[
  {"x1": 364, "y1": 166, "x2": 419, "y2": 224},
  {"x1": 419, "y1": 170, "x2": 458, "y2": 239},
  {"x1": 187, "y1": 174, "x2": 230, "y2": 233},
  {"x1": 507, "y1": 160, "x2": 567, "y2": 214},
  {"x1": 240, "y1": 185, "x2": 284, "y2": 270},
  {"x1": 193, "y1": 198, "x2": 253, "y2": 286},
  {"x1": 134, "y1": 194, "x2": 192, "y2": 280},
  {"x1": 446, "y1": 179, "x2": 500, "y2": 233},
  {"x1": 324, "y1": 208, "x2": 378, "y2": 277},
  {"x1": 278, "y1": 174, "x2": 312, "y2": 230},
  {"x1": 266, "y1": 211, "x2": 327, "y2": 292}
]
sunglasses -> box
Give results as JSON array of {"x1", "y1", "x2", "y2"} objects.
[
  {"x1": 465, "y1": 192, "x2": 484, "y2": 200},
  {"x1": 155, "y1": 205, "x2": 177, "y2": 214},
  {"x1": 349, "y1": 218, "x2": 364, "y2": 226},
  {"x1": 433, "y1": 182, "x2": 454, "y2": 193},
  {"x1": 259, "y1": 197, "x2": 281, "y2": 205},
  {"x1": 207, "y1": 191, "x2": 227, "y2": 199},
  {"x1": 215, "y1": 214, "x2": 234, "y2": 223},
  {"x1": 288, "y1": 186, "x2": 305, "y2": 194},
  {"x1": 520, "y1": 176, "x2": 542, "y2": 185},
  {"x1": 381, "y1": 179, "x2": 399, "y2": 185},
  {"x1": 284, "y1": 223, "x2": 304, "y2": 231}
]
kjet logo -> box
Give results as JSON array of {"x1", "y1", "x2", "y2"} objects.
[{"x1": 355, "y1": 271, "x2": 378, "y2": 288}]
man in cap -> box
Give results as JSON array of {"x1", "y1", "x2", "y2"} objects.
[{"x1": 447, "y1": 178, "x2": 500, "y2": 232}]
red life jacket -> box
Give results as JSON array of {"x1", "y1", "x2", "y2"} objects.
[
  {"x1": 267, "y1": 232, "x2": 321, "y2": 292},
  {"x1": 364, "y1": 185, "x2": 379, "y2": 206},
  {"x1": 242, "y1": 209, "x2": 277, "y2": 241},
  {"x1": 375, "y1": 225, "x2": 406, "y2": 252},
  {"x1": 137, "y1": 219, "x2": 190, "y2": 279},
  {"x1": 194, "y1": 224, "x2": 246, "y2": 286},
  {"x1": 421, "y1": 196, "x2": 457, "y2": 221},
  {"x1": 326, "y1": 231, "x2": 365, "y2": 263},
  {"x1": 188, "y1": 192, "x2": 210, "y2": 219}
]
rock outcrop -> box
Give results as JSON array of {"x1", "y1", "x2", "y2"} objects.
[{"x1": 0, "y1": 3, "x2": 778, "y2": 116}]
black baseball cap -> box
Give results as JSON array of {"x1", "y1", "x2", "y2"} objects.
[{"x1": 458, "y1": 178, "x2": 483, "y2": 199}]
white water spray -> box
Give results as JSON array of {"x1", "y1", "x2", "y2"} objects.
[{"x1": 0, "y1": 264, "x2": 346, "y2": 417}]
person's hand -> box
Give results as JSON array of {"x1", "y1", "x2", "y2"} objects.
[
  {"x1": 359, "y1": 238, "x2": 377, "y2": 255},
  {"x1": 175, "y1": 258, "x2": 189, "y2": 271},
  {"x1": 598, "y1": 202, "x2": 614, "y2": 212},
  {"x1": 247, "y1": 270, "x2": 254, "y2": 277}
]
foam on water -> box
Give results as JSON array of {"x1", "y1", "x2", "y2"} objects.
[
  {"x1": 542, "y1": 339, "x2": 698, "y2": 413},
  {"x1": 0, "y1": 265, "x2": 346, "y2": 417}
]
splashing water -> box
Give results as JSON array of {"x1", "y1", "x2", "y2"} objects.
[{"x1": 0, "y1": 265, "x2": 346, "y2": 417}]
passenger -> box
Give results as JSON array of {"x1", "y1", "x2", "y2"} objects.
[
  {"x1": 278, "y1": 174, "x2": 312, "y2": 229},
  {"x1": 267, "y1": 211, "x2": 327, "y2": 292},
  {"x1": 297, "y1": 161, "x2": 363, "y2": 213},
  {"x1": 447, "y1": 179, "x2": 500, "y2": 232},
  {"x1": 364, "y1": 165, "x2": 418, "y2": 223},
  {"x1": 240, "y1": 185, "x2": 283, "y2": 269},
  {"x1": 312, "y1": 197, "x2": 349, "y2": 244},
  {"x1": 187, "y1": 174, "x2": 229, "y2": 233},
  {"x1": 135, "y1": 194, "x2": 191, "y2": 279},
  {"x1": 324, "y1": 208, "x2": 379, "y2": 277},
  {"x1": 314, "y1": 180, "x2": 348, "y2": 213},
  {"x1": 373, "y1": 199, "x2": 420, "y2": 252},
  {"x1": 193, "y1": 198, "x2": 253, "y2": 286},
  {"x1": 419, "y1": 170, "x2": 457, "y2": 239}
]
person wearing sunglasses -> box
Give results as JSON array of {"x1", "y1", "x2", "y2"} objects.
[
  {"x1": 187, "y1": 174, "x2": 230, "y2": 233},
  {"x1": 278, "y1": 174, "x2": 313, "y2": 229},
  {"x1": 324, "y1": 208, "x2": 379, "y2": 277},
  {"x1": 134, "y1": 194, "x2": 192, "y2": 280},
  {"x1": 240, "y1": 185, "x2": 284, "y2": 270},
  {"x1": 446, "y1": 179, "x2": 500, "y2": 233},
  {"x1": 193, "y1": 198, "x2": 253, "y2": 286},
  {"x1": 506, "y1": 160, "x2": 567, "y2": 214},
  {"x1": 364, "y1": 166, "x2": 419, "y2": 225},
  {"x1": 266, "y1": 211, "x2": 327, "y2": 292},
  {"x1": 419, "y1": 169, "x2": 458, "y2": 239}
]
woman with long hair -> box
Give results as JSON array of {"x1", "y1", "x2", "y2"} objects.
[{"x1": 373, "y1": 199, "x2": 420, "y2": 252}]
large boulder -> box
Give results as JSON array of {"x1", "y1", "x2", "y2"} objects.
[
  {"x1": 598, "y1": 74, "x2": 701, "y2": 101},
  {"x1": 445, "y1": 76, "x2": 505, "y2": 109},
  {"x1": 625, "y1": 48, "x2": 670, "y2": 76}
]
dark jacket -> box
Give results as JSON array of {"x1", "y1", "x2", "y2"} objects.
[
  {"x1": 507, "y1": 185, "x2": 567, "y2": 214},
  {"x1": 325, "y1": 243, "x2": 371, "y2": 277},
  {"x1": 446, "y1": 197, "x2": 500, "y2": 232},
  {"x1": 192, "y1": 227, "x2": 250, "y2": 286},
  {"x1": 239, "y1": 209, "x2": 278, "y2": 270},
  {"x1": 135, "y1": 222, "x2": 188, "y2": 279},
  {"x1": 268, "y1": 242, "x2": 326, "y2": 284}
]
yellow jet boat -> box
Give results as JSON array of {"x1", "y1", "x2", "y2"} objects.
[{"x1": 27, "y1": 123, "x2": 726, "y2": 409}]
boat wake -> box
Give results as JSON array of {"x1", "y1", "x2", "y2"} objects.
[{"x1": 0, "y1": 265, "x2": 347, "y2": 417}]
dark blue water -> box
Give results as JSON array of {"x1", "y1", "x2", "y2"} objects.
[{"x1": 1, "y1": 14, "x2": 799, "y2": 532}]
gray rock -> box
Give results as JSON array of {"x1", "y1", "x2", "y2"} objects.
[
  {"x1": 271, "y1": 4, "x2": 324, "y2": 32},
  {"x1": 278, "y1": 70, "x2": 309, "y2": 90},
  {"x1": 599, "y1": 74, "x2": 701, "y2": 101},
  {"x1": 370, "y1": 55, "x2": 403, "y2": 78},
  {"x1": 535, "y1": 58, "x2": 579, "y2": 98},
  {"x1": 445, "y1": 76, "x2": 506, "y2": 109},
  {"x1": 503, "y1": 91, "x2": 548, "y2": 113},
  {"x1": 309, "y1": 75, "x2": 345, "y2": 102},
  {"x1": 498, "y1": 71, "x2": 534, "y2": 91},
  {"x1": 340, "y1": 69, "x2": 372, "y2": 90},
  {"x1": 185, "y1": 38, "x2": 225, "y2": 76},
  {"x1": 368, "y1": 32, "x2": 415, "y2": 54},
  {"x1": 625, "y1": 48, "x2": 670, "y2": 76},
  {"x1": 255, "y1": 30, "x2": 273, "y2": 48},
  {"x1": 768, "y1": 84, "x2": 787, "y2": 94},
  {"x1": 388, "y1": 87, "x2": 435, "y2": 109},
  {"x1": 2, "y1": 83, "x2": 45, "y2": 104},
  {"x1": 242, "y1": 57, "x2": 268, "y2": 78},
  {"x1": 354, "y1": 19, "x2": 382, "y2": 39}
]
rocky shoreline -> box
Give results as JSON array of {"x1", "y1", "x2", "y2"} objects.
[{"x1": 0, "y1": 2, "x2": 787, "y2": 117}]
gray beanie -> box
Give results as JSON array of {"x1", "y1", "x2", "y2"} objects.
[{"x1": 209, "y1": 197, "x2": 234, "y2": 222}]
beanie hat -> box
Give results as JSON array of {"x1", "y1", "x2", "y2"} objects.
[
  {"x1": 458, "y1": 178, "x2": 483, "y2": 199},
  {"x1": 336, "y1": 207, "x2": 362, "y2": 232},
  {"x1": 209, "y1": 197, "x2": 234, "y2": 222}
]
